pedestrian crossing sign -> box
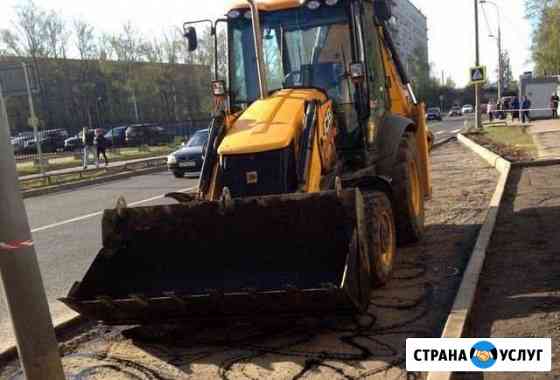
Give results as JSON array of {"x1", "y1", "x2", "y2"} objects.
[{"x1": 470, "y1": 66, "x2": 487, "y2": 84}]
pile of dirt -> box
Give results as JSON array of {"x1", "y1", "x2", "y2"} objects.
[{"x1": 466, "y1": 132, "x2": 533, "y2": 162}]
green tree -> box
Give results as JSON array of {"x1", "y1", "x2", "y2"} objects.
[
  {"x1": 525, "y1": 0, "x2": 560, "y2": 75},
  {"x1": 496, "y1": 50, "x2": 514, "y2": 91}
]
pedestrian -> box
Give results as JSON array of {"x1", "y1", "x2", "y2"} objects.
[
  {"x1": 82, "y1": 127, "x2": 95, "y2": 169},
  {"x1": 496, "y1": 99, "x2": 503, "y2": 119},
  {"x1": 522, "y1": 96, "x2": 532, "y2": 123},
  {"x1": 488, "y1": 99, "x2": 495, "y2": 122},
  {"x1": 551, "y1": 93, "x2": 560, "y2": 119},
  {"x1": 502, "y1": 98, "x2": 510, "y2": 120},
  {"x1": 95, "y1": 129, "x2": 109, "y2": 167},
  {"x1": 511, "y1": 97, "x2": 520, "y2": 122}
]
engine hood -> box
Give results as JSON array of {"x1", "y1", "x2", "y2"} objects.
[{"x1": 218, "y1": 88, "x2": 327, "y2": 156}]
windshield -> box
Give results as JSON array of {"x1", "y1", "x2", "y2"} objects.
[
  {"x1": 187, "y1": 132, "x2": 208, "y2": 147},
  {"x1": 229, "y1": 2, "x2": 354, "y2": 108}
]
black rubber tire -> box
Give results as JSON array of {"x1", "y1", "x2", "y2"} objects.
[
  {"x1": 173, "y1": 171, "x2": 185, "y2": 178},
  {"x1": 392, "y1": 133, "x2": 425, "y2": 245},
  {"x1": 364, "y1": 191, "x2": 397, "y2": 287}
]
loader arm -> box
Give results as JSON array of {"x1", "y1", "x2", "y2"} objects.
[{"x1": 378, "y1": 25, "x2": 432, "y2": 199}]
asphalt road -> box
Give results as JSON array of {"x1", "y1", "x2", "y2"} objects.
[
  {"x1": 0, "y1": 170, "x2": 199, "y2": 352},
  {"x1": 428, "y1": 114, "x2": 474, "y2": 142}
]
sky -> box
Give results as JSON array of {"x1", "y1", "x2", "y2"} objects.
[{"x1": 0, "y1": 0, "x2": 533, "y2": 88}]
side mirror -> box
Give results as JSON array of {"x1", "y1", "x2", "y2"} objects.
[
  {"x1": 184, "y1": 26, "x2": 198, "y2": 52},
  {"x1": 373, "y1": 0, "x2": 392, "y2": 22}
]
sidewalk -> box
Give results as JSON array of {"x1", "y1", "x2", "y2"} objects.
[
  {"x1": 528, "y1": 119, "x2": 560, "y2": 159},
  {"x1": 20, "y1": 155, "x2": 167, "y2": 181},
  {"x1": 470, "y1": 164, "x2": 560, "y2": 378}
]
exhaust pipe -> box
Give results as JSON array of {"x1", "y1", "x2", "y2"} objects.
[{"x1": 246, "y1": 0, "x2": 269, "y2": 99}]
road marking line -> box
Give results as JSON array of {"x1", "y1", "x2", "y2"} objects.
[
  {"x1": 451, "y1": 129, "x2": 461, "y2": 133},
  {"x1": 31, "y1": 186, "x2": 197, "y2": 234},
  {"x1": 435, "y1": 131, "x2": 445, "y2": 135}
]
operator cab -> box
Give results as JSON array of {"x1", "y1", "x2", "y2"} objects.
[
  {"x1": 227, "y1": 1, "x2": 354, "y2": 108},
  {"x1": 223, "y1": 0, "x2": 392, "y2": 157}
]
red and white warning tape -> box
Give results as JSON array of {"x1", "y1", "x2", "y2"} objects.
[{"x1": 0, "y1": 240, "x2": 34, "y2": 251}]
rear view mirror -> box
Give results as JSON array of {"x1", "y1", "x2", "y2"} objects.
[
  {"x1": 184, "y1": 26, "x2": 198, "y2": 52},
  {"x1": 374, "y1": 0, "x2": 392, "y2": 22}
]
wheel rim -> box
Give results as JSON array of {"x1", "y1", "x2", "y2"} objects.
[
  {"x1": 379, "y1": 210, "x2": 395, "y2": 268},
  {"x1": 409, "y1": 159, "x2": 422, "y2": 218}
]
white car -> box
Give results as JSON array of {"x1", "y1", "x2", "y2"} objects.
[{"x1": 462, "y1": 104, "x2": 474, "y2": 114}]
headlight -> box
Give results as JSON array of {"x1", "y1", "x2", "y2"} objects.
[{"x1": 167, "y1": 154, "x2": 177, "y2": 164}]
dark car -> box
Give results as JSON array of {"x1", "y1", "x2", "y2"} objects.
[
  {"x1": 426, "y1": 107, "x2": 442, "y2": 121},
  {"x1": 12, "y1": 135, "x2": 35, "y2": 154},
  {"x1": 24, "y1": 129, "x2": 68, "y2": 153},
  {"x1": 125, "y1": 123, "x2": 170, "y2": 146},
  {"x1": 104, "y1": 126, "x2": 127, "y2": 147},
  {"x1": 167, "y1": 129, "x2": 209, "y2": 178}
]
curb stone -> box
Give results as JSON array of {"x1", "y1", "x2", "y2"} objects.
[{"x1": 21, "y1": 165, "x2": 167, "y2": 199}]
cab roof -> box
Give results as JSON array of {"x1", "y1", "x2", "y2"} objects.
[{"x1": 226, "y1": 0, "x2": 303, "y2": 12}]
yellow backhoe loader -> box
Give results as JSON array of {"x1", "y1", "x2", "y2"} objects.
[{"x1": 61, "y1": 0, "x2": 433, "y2": 325}]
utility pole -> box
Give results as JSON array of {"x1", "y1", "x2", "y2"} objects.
[
  {"x1": 496, "y1": 13, "x2": 503, "y2": 100},
  {"x1": 22, "y1": 62, "x2": 46, "y2": 177},
  {"x1": 481, "y1": 0, "x2": 503, "y2": 101},
  {"x1": 474, "y1": 0, "x2": 482, "y2": 129},
  {"x1": 0, "y1": 82, "x2": 65, "y2": 380},
  {"x1": 132, "y1": 89, "x2": 139, "y2": 122}
]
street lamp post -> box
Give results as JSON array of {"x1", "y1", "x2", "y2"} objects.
[
  {"x1": 474, "y1": 0, "x2": 482, "y2": 129},
  {"x1": 480, "y1": 0, "x2": 502, "y2": 101}
]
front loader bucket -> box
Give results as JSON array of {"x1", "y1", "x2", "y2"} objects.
[{"x1": 60, "y1": 189, "x2": 373, "y2": 325}]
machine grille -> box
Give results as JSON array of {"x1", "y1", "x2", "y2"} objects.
[{"x1": 221, "y1": 147, "x2": 297, "y2": 198}]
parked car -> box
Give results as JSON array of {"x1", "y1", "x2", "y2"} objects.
[
  {"x1": 461, "y1": 104, "x2": 474, "y2": 114},
  {"x1": 125, "y1": 123, "x2": 170, "y2": 146},
  {"x1": 23, "y1": 129, "x2": 68, "y2": 154},
  {"x1": 167, "y1": 129, "x2": 209, "y2": 178},
  {"x1": 426, "y1": 107, "x2": 442, "y2": 121},
  {"x1": 448, "y1": 106, "x2": 463, "y2": 117},
  {"x1": 11, "y1": 135, "x2": 35, "y2": 154},
  {"x1": 104, "y1": 126, "x2": 127, "y2": 147}
]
